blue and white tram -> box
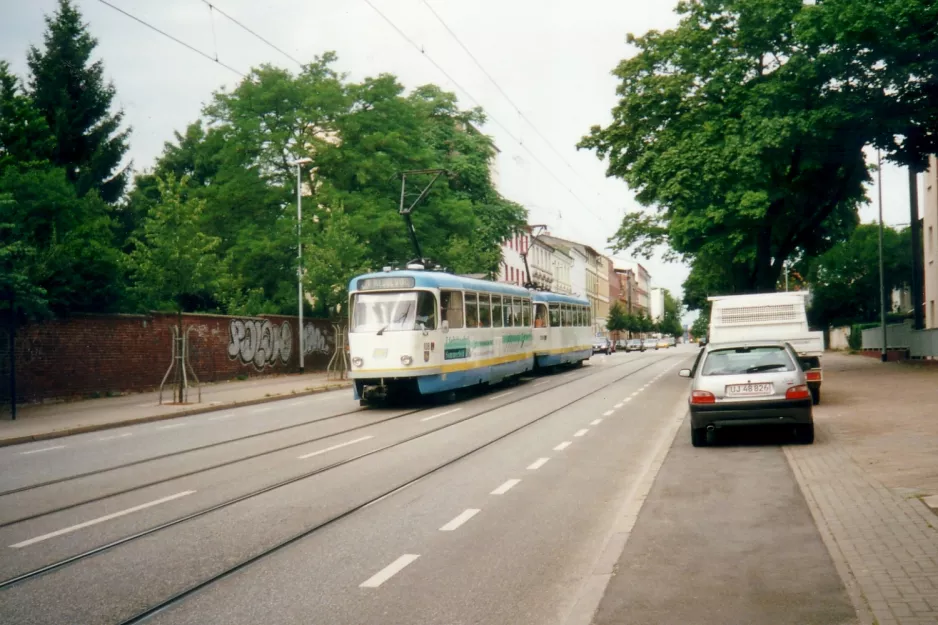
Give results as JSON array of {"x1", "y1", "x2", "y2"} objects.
[
  {"x1": 348, "y1": 269, "x2": 538, "y2": 402},
  {"x1": 531, "y1": 291, "x2": 593, "y2": 368}
]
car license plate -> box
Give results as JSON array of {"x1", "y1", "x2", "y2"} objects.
[{"x1": 725, "y1": 383, "x2": 773, "y2": 397}]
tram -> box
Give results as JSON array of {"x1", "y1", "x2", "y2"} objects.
[{"x1": 347, "y1": 267, "x2": 592, "y2": 403}]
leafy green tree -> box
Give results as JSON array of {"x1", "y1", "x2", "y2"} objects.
[
  {"x1": 578, "y1": 0, "x2": 938, "y2": 294},
  {"x1": 27, "y1": 0, "x2": 130, "y2": 202},
  {"x1": 304, "y1": 204, "x2": 371, "y2": 318},
  {"x1": 125, "y1": 174, "x2": 224, "y2": 320},
  {"x1": 806, "y1": 224, "x2": 913, "y2": 327},
  {"x1": 606, "y1": 302, "x2": 628, "y2": 341},
  {"x1": 690, "y1": 313, "x2": 710, "y2": 340}
]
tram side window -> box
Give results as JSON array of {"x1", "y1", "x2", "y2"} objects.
[
  {"x1": 522, "y1": 299, "x2": 532, "y2": 327},
  {"x1": 534, "y1": 303, "x2": 548, "y2": 328},
  {"x1": 549, "y1": 303, "x2": 561, "y2": 327},
  {"x1": 440, "y1": 291, "x2": 464, "y2": 329},
  {"x1": 465, "y1": 292, "x2": 479, "y2": 328},
  {"x1": 479, "y1": 294, "x2": 492, "y2": 328},
  {"x1": 503, "y1": 296, "x2": 512, "y2": 327},
  {"x1": 577, "y1": 306, "x2": 585, "y2": 326},
  {"x1": 492, "y1": 295, "x2": 504, "y2": 328},
  {"x1": 511, "y1": 297, "x2": 522, "y2": 327}
]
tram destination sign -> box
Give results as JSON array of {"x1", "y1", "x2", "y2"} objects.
[{"x1": 357, "y1": 276, "x2": 416, "y2": 291}]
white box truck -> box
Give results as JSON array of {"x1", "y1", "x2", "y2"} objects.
[{"x1": 708, "y1": 292, "x2": 824, "y2": 404}]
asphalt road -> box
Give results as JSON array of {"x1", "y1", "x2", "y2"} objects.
[{"x1": 0, "y1": 346, "x2": 860, "y2": 625}]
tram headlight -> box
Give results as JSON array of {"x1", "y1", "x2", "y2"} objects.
[
  {"x1": 400, "y1": 355, "x2": 413, "y2": 366},
  {"x1": 352, "y1": 357, "x2": 363, "y2": 367}
]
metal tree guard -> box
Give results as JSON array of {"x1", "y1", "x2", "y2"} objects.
[
  {"x1": 327, "y1": 323, "x2": 349, "y2": 380},
  {"x1": 159, "y1": 324, "x2": 201, "y2": 404}
]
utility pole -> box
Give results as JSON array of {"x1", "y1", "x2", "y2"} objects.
[
  {"x1": 290, "y1": 157, "x2": 313, "y2": 373},
  {"x1": 877, "y1": 150, "x2": 888, "y2": 362},
  {"x1": 909, "y1": 168, "x2": 925, "y2": 330}
]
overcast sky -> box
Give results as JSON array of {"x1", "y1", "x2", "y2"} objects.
[{"x1": 1, "y1": 0, "x2": 925, "y2": 316}]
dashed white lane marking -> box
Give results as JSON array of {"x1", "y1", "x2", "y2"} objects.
[
  {"x1": 590, "y1": 418, "x2": 603, "y2": 426},
  {"x1": 97, "y1": 433, "x2": 132, "y2": 442},
  {"x1": 603, "y1": 410, "x2": 615, "y2": 417},
  {"x1": 623, "y1": 397, "x2": 632, "y2": 402},
  {"x1": 554, "y1": 441, "x2": 572, "y2": 451},
  {"x1": 630, "y1": 392, "x2": 639, "y2": 397},
  {"x1": 286, "y1": 400, "x2": 306, "y2": 407},
  {"x1": 158, "y1": 422, "x2": 188, "y2": 430},
  {"x1": 421, "y1": 408, "x2": 462, "y2": 422},
  {"x1": 439, "y1": 508, "x2": 481, "y2": 531},
  {"x1": 614, "y1": 403, "x2": 624, "y2": 409},
  {"x1": 527, "y1": 457, "x2": 550, "y2": 470},
  {"x1": 297, "y1": 436, "x2": 373, "y2": 459},
  {"x1": 209, "y1": 413, "x2": 236, "y2": 421},
  {"x1": 20, "y1": 445, "x2": 65, "y2": 456},
  {"x1": 360, "y1": 554, "x2": 420, "y2": 588},
  {"x1": 491, "y1": 479, "x2": 521, "y2": 495},
  {"x1": 488, "y1": 391, "x2": 516, "y2": 401},
  {"x1": 11, "y1": 491, "x2": 196, "y2": 548},
  {"x1": 574, "y1": 429, "x2": 589, "y2": 437},
  {"x1": 251, "y1": 406, "x2": 274, "y2": 414},
  {"x1": 534, "y1": 380, "x2": 551, "y2": 387}
]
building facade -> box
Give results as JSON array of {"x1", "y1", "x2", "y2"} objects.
[
  {"x1": 498, "y1": 231, "x2": 528, "y2": 287},
  {"x1": 925, "y1": 155, "x2": 938, "y2": 329},
  {"x1": 650, "y1": 287, "x2": 665, "y2": 322},
  {"x1": 612, "y1": 259, "x2": 651, "y2": 317},
  {"x1": 552, "y1": 246, "x2": 574, "y2": 295},
  {"x1": 595, "y1": 256, "x2": 611, "y2": 333}
]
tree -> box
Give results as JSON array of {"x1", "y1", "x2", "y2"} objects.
[
  {"x1": 127, "y1": 55, "x2": 523, "y2": 316},
  {"x1": 579, "y1": 0, "x2": 937, "y2": 295},
  {"x1": 606, "y1": 302, "x2": 628, "y2": 341},
  {"x1": 304, "y1": 204, "x2": 371, "y2": 318},
  {"x1": 690, "y1": 313, "x2": 709, "y2": 340},
  {"x1": 27, "y1": 0, "x2": 130, "y2": 202},
  {"x1": 806, "y1": 224, "x2": 913, "y2": 327},
  {"x1": 659, "y1": 289, "x2": 684, "y2": 337},
  {"x1": 125, "y1": 173, "x2": 224, "y2": 321}
]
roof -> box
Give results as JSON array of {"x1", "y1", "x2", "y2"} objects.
[
  {"x1": 532, "y1": 291, "x2": 590, "y2": 306},
  {"x1": 350, "y1": 270, "x2": 531, "y2": 297}
]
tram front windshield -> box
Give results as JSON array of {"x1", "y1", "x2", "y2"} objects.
[{"x1": 352, "y1": 291, "x2": 436, "y2": 332}]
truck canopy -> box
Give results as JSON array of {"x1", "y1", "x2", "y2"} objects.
[{"x1": 708, "y1": 292, "x2": 824, "y2": 356}]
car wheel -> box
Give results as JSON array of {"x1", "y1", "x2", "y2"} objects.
[
  {"x1": 691, "y1": 427, "x2": 707, "y2": 447},
  {"x1": 810, "y1": 387, "x2": 821, "y2": 405},
  {"x1": 795, "y1": 424, "x2": 814, "y2": 444}
]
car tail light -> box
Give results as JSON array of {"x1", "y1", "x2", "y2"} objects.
[
  {"x1": 804, "y1": 371, "x2": 821, "y2": 382},
  {"x1": 690, "y1": 390, "x2": 715, "y2": 405},
  {"x1": 786, "y1": 385, "x2": 811, "y2": 400}
]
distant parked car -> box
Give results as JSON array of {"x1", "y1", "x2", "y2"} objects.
[
  {"x1": 679, "y1": 340, "x2": 814, "y2": 446},
  {"x1": 615, "y1": 339, "x2": 629, "y2": 351},
  {"x1": 656, "y1": 338, "x2": 670, "y2": 349},
  {"x1": 592, "y1": 337, "x2": 612, "y2": 355},
  {"x1": 642, "y1": 338, "x2": 658, "y2": 351},
  {"x1": 626, "y1": 339, "x2": 644, "y2": 352}
]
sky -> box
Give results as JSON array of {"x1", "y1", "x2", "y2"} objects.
[{"x1": 0, "y1": 0, "x2": 926, "y2": 320}]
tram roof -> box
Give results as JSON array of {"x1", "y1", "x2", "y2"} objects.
[{"x1": 348, "y1": 270, "x2": 589, "y2": 305}]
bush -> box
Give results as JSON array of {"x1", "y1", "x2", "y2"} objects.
[{"x1": 848, "y1": 325, "x2": 863, "y2": 350}]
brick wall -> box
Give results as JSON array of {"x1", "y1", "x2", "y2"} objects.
[{"x1": 0, "y1": 312, "x2": 337, "y2": 403}]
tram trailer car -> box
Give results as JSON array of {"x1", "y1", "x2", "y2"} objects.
[
  {"x1": 531, "y1": 291, "x2": 593, "y2": 369},
  {"x1": 348, "y1": 270, "x2": 592, "y2": 403}
]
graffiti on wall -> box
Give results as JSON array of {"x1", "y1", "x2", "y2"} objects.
[
  {"x1": 228, "y1": 319, "x2": 294, "y2": 369},
  {"x1": 303, "y1": 323, "x2": 334, "y2": 356}
]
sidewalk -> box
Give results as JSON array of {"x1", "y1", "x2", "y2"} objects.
[
  {"x1": 0, "y1": 372, "x2": 351, "y2": 447},
  {"x1": 785, "y1": 352, "x2": 938, "y2": 625}
]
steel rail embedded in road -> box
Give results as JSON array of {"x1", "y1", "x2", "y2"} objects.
[
  {"x1": 114, "y1": 356, "x2": 676, "y2": 624},
  {"x1": 0, "y1": 355, "x2": 674, "y2": 593}
]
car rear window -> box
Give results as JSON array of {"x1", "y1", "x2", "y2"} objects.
[{"x1": 701, "y1": 346, "x2": 795, "y2": 376}]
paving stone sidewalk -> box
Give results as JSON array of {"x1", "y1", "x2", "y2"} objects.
[{"x1": 785, "y1": 353, "x2": 938, "y2": 625}]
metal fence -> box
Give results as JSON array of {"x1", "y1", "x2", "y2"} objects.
[{"x1": 861, "y1": 321, "x2": 938, "y2": 358}]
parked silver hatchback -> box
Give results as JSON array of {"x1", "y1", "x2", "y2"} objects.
[{"x1": 679, "y1": 341, "x2": 814, "y2": 446}]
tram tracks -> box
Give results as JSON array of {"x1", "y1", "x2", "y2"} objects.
[{"x1": 0, "y1": 354, "x2": 675, "y2": 602}]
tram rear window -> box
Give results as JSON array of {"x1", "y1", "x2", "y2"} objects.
[{"x1": 351, "y1": 291, "x2": 436, "y2": 332}]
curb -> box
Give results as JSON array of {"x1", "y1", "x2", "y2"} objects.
[{"x1": 0, "y1": 381, "x2": 353, "y2": 448}]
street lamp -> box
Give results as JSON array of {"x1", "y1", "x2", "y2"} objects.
[{"x1": 290, "y1": 157, "x2": 313, "y2": 372}]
